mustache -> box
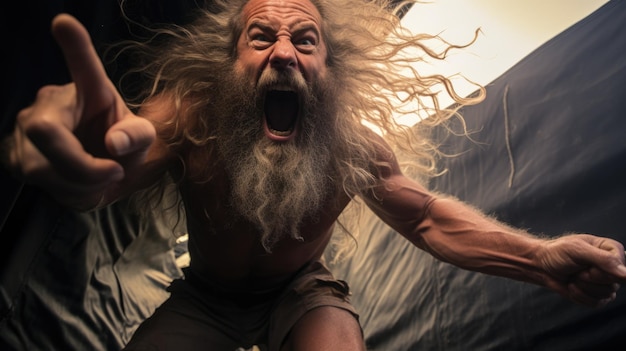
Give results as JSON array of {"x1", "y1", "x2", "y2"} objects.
[{"x1": 257, "y1": 68, "x2": 309, "y2": 95}]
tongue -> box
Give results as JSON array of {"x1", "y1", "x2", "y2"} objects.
[{"x1": 265, "y1": 91, "x2": 298, "y2": 132}]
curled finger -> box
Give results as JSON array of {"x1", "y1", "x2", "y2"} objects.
[
  {"x1": 568, "y1": 279, "x2": 619, "y2": 307},
  {"x1": 26, "y1": 117, "x2": 124, "y2": 184}
]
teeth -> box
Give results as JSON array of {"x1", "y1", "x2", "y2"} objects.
[
  {"x1": 270, "y1": 128, "x2": 292, "y2": 136},
  {"x1": 272, "y1": 85, "x2": 294, "y2": 92}
]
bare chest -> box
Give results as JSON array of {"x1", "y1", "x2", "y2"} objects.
[{"x1": 179, "y1": 179, "x2": 349, "y2": 289}]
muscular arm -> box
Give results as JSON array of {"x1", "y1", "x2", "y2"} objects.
[
  {"x1": 364, "y1": 174, "x2": 545, "y2": 284},
  {"x1": 363, "y1": 139, "x2": 626, "y2": 307}
]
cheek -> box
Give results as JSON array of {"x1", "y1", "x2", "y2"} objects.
[
  {"x1": 304, "y1": 57, "x2": 328, "y2": 81},
  {"x1": 317, "y1": 62, "x2": 328, "y2": 78},
  {"x1": 235, "y1": 51, "x2": 269, "y2": 78},
  {"x1": 234, "y1": 58, "x2": 258, "y2": 83},
  {"x1": 307, "y1": 45, "x2": 329, "y2": 79},
  {"x1": 233, "y1": 59, "x2": 246, "y2": 76},
  {"x1": 235, "y1": 37, "x2": 261, "y2": 72}
]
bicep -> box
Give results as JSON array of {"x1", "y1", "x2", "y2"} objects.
[{"x1": 359, "y1": 132, "x2": 436, "y2": 237}]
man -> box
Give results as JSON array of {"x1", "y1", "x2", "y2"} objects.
[{"x1": 3, "y1": 0, "x2": 626, "y2": 350}]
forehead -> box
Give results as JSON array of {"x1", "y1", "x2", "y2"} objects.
[{"x1": 241, "y1": 0, "x2": 323, "y2": 27}]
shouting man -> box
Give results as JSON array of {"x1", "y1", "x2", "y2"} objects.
[{"x1": 4, "y1": 0, "x2": 626, "y2": 350}]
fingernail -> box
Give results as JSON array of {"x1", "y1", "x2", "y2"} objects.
[
  {"x1": 110, "y1": 131, "x2": 131, "y2": 156},
  {"x1": 618, "y1": 264, "x2": 626, "y2": 276}
]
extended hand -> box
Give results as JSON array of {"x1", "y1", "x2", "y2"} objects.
[
  {"x1": 5, "y1": 14, "x2": 156, "y2": 210},
  {"x1": 538, "y1": 234, "x2": 626, "y2": 307}
]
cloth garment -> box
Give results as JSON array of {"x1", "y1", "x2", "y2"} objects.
[{"x1": 122, "y1": 260, "x2": 359, "y2": 351}]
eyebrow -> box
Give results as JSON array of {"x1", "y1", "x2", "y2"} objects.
[
  {"x1": 292, "y1": 23, "x2": 321, "y2": 40},
  {"x1": 246, "y1": 19, "x2": 321, "y2": 39},
  {"x1": 247, "y1": 20, "x2": 275, "y2": 33}
]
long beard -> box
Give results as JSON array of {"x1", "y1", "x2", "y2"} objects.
[{"x1": 212, "y1": 67, "x2": 339, "y2": 251}]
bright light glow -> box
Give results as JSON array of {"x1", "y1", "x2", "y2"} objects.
[{"x1": 398, "y1": 0, "x2": 608, "y2": 125}]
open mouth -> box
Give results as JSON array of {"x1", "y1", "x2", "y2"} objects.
[{"x1": 264, "y1": 89, "x2": 300, "y2": 140}]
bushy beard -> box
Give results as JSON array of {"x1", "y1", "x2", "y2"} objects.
[{"x1": 212, "y1": 66, "x2": 339, "y2": 251}]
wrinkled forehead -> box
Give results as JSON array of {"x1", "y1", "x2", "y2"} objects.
[{"x1": 241, "y1": 0, "x2": 323, "y2": 28}]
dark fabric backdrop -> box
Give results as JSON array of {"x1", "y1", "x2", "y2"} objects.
[
  {"x1": 327, "y1": 1, "x2": 626, "y2": 350},
  {"x1": 2, "y1": 1, "x2": 625, "y2": 350}
]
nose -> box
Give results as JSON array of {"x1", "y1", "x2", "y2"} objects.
[{"x1": 270, "y1": 38, "x2": 298, "y2": 70}]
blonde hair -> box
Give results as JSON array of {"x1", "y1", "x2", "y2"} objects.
[{"x1": 113, "y1": 0, "x2": 485, "y2": 250}]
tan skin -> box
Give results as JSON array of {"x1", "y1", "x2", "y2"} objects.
[
  {"x1": 140, "y1": 0, "x2": 348, "y2": 290},
  {"x1": 5, "y1": 0, "x2": 626, "y2": 349}
]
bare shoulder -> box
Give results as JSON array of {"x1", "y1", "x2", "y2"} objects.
[
  {"x1": 138, "y1": 93, "x2": 180, "y2": 124},
  {"x1": 131, "y1": 94, "x2": 182, "y2": 180},
  {"x1": 358, "y1": 126, "x2": 434, "y2": 209},
  {"x1": 359, "y1": 127, "x2": 402, "y2": 179}
]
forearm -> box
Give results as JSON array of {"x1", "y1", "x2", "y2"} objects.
[
  {"x1": 365, "y1": 177, "x2": 549, "y2": 286},
  {"x1": 406, "y1": 197, "x2": 547, "y2": 285},
  {"x1": 366, "y1": 167, "x2": 626, "y2": 306}
]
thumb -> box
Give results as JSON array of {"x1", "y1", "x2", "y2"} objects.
[
  {"x1": 613, "y1": 256, "x2": 626, "y2": 280},
  {"x1": 616, "y1": 264, "x2": 626, "y2": 279},
  {"x1": 595, "y1": 241, "x2": 626, "y2": 281},
  {"x1": 105, "y1": 116, "x2": 156, "y2": 157}
]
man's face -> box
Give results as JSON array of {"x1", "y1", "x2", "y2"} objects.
[{"x1": 235, "y1": 0, "x2": 328, "y2": 143}]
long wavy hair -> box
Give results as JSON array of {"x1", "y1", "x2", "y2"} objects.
[{"x1": 112, "y1": 0, "x2": 485, "y2": 251}]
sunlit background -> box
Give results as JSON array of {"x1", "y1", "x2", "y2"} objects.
[{"x1": 398, "y1": 0, "x2": 608, "y2": 125}]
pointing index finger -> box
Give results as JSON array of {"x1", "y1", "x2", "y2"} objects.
[{"x1": 51, "y1": 14, "x2": 116, "y2": 117}]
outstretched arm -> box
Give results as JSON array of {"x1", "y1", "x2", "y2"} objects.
[
  {"x1": 363, "y1": 142, "x2": 626, "y2": 307},
  {"x1": 2, "y1": 14, "x2": 173, "y2": 210}
]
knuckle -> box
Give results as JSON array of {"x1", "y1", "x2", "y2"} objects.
[
  {"x1": 16, "y1": 106, "x2": 34, "y2": 124},
  {"x1": 20, "y1": 156, "x2": 49, "y2": 180},
  {"x1": 22, "y1": 117, "x2": 60, "y2": 140},
  {"x1": 22, "y1": 84, "x2": 78, "y2": 135},
  {"x1": 35, "y1": 83, "x2": 73, "y2": 100}
]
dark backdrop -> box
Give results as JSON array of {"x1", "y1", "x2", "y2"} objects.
[{"x1": 2, "y1": 1, "x2": 625, "y2": 350}]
